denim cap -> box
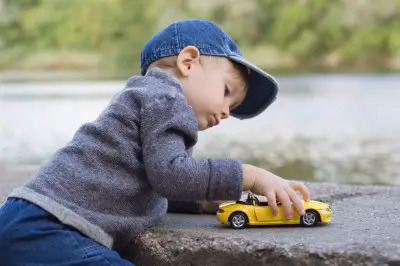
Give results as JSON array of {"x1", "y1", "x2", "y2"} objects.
[{"x1": 140, "y1": 19, "x2": 278, "y2": 119}]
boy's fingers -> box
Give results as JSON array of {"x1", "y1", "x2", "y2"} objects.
[
  {"x1": 266, "y1": 190, "x2": 278, "y2": 216},
  {"x1": 290, "y1": 181, "x2": 311, "y2": 201},
  {"x1": 285, "y1": 187, "x2": 305, "y2": 216},
  {"x1": 276, "y1": 190, "x2": 292, "y2": 219}
]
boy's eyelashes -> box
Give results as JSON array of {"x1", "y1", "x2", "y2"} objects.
[
  {"x1": 225, "y1": 84, "x2": 243, "y2": 111},
  {"x1": 225, "y1": 84, "x2": 240, "y2": 111},
  {"x1": 224, "y1": 85, "x2": 230, "y2": 97}
]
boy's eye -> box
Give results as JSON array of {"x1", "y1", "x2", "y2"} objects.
[{"x1": 224, "y1": 85, "x2": 230, "y2": 97}]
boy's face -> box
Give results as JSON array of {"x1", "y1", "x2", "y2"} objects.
[{"x1": 176, "y1": 47, "x2": 247, "y2": 131}]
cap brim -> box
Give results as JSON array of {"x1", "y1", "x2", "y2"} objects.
[{"x1": 228, "y1": 55, "x2": 278, "y2": 119}]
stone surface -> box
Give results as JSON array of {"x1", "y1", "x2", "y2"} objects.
[
  {"x1": 1, "y1": 162, "x2": 400, "y2": 265},
  {"x1": 126, "y1": 182, "x2": 400, "y2": 266}
]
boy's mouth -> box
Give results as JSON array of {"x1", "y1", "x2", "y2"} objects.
[
  {"x1": 210, "y1": 115, "x2": 220, "y2": 127},
  {"x1": 214, "y1": 115, "x2": 220, "y2": 126}
]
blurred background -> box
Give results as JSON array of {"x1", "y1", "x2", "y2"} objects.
[{"x1": 0, "y1": 0, "x2": 399, "y2": 187}]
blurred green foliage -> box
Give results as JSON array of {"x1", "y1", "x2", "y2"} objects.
[{"x1": 1, "y1": 0, "x2": 400, "y2": 71}]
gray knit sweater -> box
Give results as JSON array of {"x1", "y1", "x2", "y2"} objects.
[{"x1": 9, "y1": 68, "x2": 243, "y2": 252}]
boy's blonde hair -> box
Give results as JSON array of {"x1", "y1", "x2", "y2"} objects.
[{"x1": 147, "y1": 55, "x2": 248, "y2": 83}]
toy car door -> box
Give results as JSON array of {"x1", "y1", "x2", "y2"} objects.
[{"x1": 253, "y1": 200, "x2": 285, "y2": 222}]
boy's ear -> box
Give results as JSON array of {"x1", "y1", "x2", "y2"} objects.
[{"x1": 176, "y1": 46, "x2": 200, "y2": 77}]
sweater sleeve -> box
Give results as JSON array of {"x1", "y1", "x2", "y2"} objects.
[{"x1": 140, "y1": 94, "x2": 243, "y2": 201}]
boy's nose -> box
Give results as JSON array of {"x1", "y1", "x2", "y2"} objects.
[{"x1": 221, "y1": 110, "x2": 229, "y2": 119}]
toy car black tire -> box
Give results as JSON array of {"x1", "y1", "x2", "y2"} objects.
[
  {"x1": 300, "y1": 210, "x2": 319, "y2": 227},
  {"x1": 229, "y1": 212, "x2": 248, "y2": 229}
]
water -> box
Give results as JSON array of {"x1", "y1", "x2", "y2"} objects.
[{"x1": 1, "y1": 74, "x2": 399, "y2": 185}]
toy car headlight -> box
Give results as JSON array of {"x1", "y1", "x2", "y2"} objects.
[{"x1": 320, "y1": 208, "x2": 330, "y2": 214}]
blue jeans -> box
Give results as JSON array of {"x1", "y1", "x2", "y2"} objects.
[{"x1": 0, "y1": 197, "x2": 134, "y2": 265}]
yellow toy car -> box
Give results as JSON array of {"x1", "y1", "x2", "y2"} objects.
[{"x1": 217, "y1": 193, "x2": 332, "y2": 229}]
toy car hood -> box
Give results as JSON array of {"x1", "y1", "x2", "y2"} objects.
[
  {"x1": 304, "y1": 200, "x2": 329, "y2": 209},
  {"x1": 219, "y1": 201, "x2": 236, "y2": 208}
]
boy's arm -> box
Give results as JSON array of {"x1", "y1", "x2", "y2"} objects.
[{"x1": 140, "y1": 94, "x2": 242, "y2": 201}]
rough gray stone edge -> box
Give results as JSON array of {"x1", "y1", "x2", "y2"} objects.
[{"x1": 124, "y1": 229, "x2": 398, "y2": 266}]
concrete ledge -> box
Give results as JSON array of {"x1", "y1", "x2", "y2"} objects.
[{"x1": 124, "y1": 182, "x2": 400, "y2": 265}]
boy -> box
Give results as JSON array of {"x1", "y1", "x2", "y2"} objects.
[{"x1": 0, "y1": 20, "x2": 310, "y2": 265}]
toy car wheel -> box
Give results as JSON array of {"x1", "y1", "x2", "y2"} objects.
[
  {"x1": 229, "y1": 212, "x2": 248, "y2": 229},
  {"x1": 300, "y1": 210, "x2": 319, "y2": 227}
]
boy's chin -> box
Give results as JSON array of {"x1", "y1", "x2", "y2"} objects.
[{"x1": 198, "y1": 123, "x2": 209, "y2": 131}]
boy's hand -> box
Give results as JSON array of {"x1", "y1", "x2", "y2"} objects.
[{"x1": 242, "y1": 164, "x2": 311, "y2": 219}]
